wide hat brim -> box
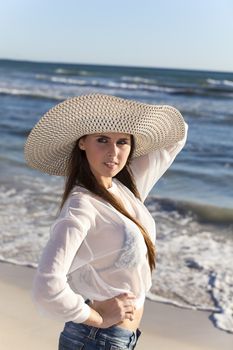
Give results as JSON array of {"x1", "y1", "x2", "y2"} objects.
[{"x1": 24, "y1": 93, "x2": 185, "y2": 176}]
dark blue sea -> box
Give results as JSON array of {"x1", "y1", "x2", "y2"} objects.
[{"x1": 0, "y1": 59, "x2": 232, "y2": 333}]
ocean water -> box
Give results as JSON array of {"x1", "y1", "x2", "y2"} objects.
[{"x1": 0, "y1": 59, "x2": 233, "y2": 333}]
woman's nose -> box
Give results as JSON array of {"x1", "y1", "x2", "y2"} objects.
[{"x1": 107, "y1": 143, "x2": 118, "y2": 156}]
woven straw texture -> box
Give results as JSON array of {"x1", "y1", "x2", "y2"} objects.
[{"x1": 24, "y1": 93, "x2": 185, "y2": 176}]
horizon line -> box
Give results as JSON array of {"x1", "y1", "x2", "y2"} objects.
[{"x1": 0, "y1": 57, "x2": 233, "y2": 75}]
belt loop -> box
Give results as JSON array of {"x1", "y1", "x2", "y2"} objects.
[
  {"x1": 136, "y1": 328, "x2": 141, "y2": 338},
  {"x1": 129, "y1": 332, "x2": 135, "y2": 346},
  {"x1": 130, "y1": 329, "x2": 141, "y2": 349},
  {"x1": 88, "y1": 326, "x2": 99, "y2": 339}
]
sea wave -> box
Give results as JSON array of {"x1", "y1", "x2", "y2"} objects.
[
  {"x1": 0, "y1": 80, "x2": 176, "y2": 99},
  {"x1": 121, "y1": 75, "x2": 158, "y2": 84},
  {"x1": 36, "y1": 74, "x2": 89, "y2": 86},
  {"x1": 0, "y1": 86, "x2": 65, "y2": 100},
  {"x1": 148, "y1": 197, "x2": 233, "y2": 225},
  {"x1": 54, "y1": 68, "x2": 96, "y2": 76},
  {"x1": 35, "y1": 73, "x2": 173, "y2": 92},
  {"x1": 40, "y1": 72, "x2": 233, "y2": 97},
  {"x1": 146, "y1": 196, "x2": 233, "y2": 333},
  {"x1": 1, "y1": 74, "x2": 233, "y2": 100},
  {"x1": 207, "y1": 78, "x2": 233, "y2": 88}
]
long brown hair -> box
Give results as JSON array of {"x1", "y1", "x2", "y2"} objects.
[{"x1": 61, "y1": 135, "x2": 156, "y2": 272}]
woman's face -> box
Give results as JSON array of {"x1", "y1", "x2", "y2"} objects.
[{"x1": 78, "y1": 132, "x2": 131, "y2": 188}]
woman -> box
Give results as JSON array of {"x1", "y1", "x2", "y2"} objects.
[{"x1": 25, "y1": 93, "x2": 188, "y2": 349}]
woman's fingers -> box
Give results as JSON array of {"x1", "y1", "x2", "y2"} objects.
[
  {"x1": 124, "y1": 305, "x2": 135, "y2": 314},
  {"x1": 123, "y1": 298, "x2": 136, "y2": 311},
  {"x1": 118, "y1": 293, "x2": 136, "y2": 306},
  {"x1": 90, "y1": 293, "x2": 137, "y2": 327},
  {"x1": 125, "y1": 300, "x2": 136, "y2": 308},
  {"x1": 124, "y1": 310, "x2": 135, "y2": 321},
  {"x1": 119, "y1": 293, "x2": 136, "y2": 301}
]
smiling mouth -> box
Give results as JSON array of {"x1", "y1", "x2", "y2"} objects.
[{"x1": 104, "y1": 161, "x2": 118, "y2": 168}]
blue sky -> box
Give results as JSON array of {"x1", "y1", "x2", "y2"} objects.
[{"x1": 1, "y1": 0, "x2": 233, "y2": 72}]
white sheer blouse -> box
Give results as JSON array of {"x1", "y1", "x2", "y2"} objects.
[{"x1": 32, "y1": 123, "x2": 188, "y2": 323}]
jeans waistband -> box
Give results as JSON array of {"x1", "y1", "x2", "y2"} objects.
[{"x1": 64, "y1": 322, "x2": 141, "y2": 346}]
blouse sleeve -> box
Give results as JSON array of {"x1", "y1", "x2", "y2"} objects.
[
  {"x1": 130, "y1": 122, "x2": 188, "y2": 202},
  {"x1": 32, "y1": 197, "x2": 94, "y2": 323}
]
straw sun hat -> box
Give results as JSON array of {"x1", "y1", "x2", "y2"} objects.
[{"x1": 24, "y1": 93, "x2": 185, "y2": 176}]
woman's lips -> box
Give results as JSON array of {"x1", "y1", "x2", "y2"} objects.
[{"x1": 104, "y1": 161, "x2": 118, "y2": 169}]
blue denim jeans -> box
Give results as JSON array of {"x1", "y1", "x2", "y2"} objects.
[{"x1": 59, "y1": 322, "x2": 141, "y2": 350}]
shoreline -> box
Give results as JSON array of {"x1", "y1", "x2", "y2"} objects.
[{"x1": 0, "y1": 261, "x2": 232, "y2": 349}]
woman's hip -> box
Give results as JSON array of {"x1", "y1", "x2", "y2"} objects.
[{"x1": 58, "y1": 321, "x2": 141, "y2": 350}]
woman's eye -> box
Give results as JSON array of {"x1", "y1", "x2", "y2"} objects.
[
  {"x1": 96, "y1": 138, "x2": 129, "y2": 145},
  {"x1": 97, "y1": 137, "x2": 107, "y2": 143},
  {"x1": 117, "y1": 140, "x2": 129, "y2": 145}
]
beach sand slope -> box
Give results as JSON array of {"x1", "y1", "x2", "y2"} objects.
[{"x1": 0, "y1": 262, "x2": 232, "y2": 350}]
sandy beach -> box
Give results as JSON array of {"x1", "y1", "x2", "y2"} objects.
[{"x1": 0, "y1": 262, "x2": 232, "y2": 349}]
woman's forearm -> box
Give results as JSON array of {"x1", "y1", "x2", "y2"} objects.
[
  {"x1": 81, "y1": 307, "x2": 104, "y2": 327},
  {"x1": 82, "y1": 293, "x2": 136, "y2": 329}
]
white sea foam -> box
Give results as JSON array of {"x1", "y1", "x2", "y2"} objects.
[
  {"x1": 55, "y1": 68, "x2": 90, "y2": 76},
  {"x1": 0, "y1": 79, "x2": 175, "y2": 100},
  {"x1": 36, "y1": 74, "x2": 87, "y2": 85},
  {"x1": 35, "y1": 73, "x2": 171, "y2": 93},
  {"x1": 145, "y1": 197, "x2": 233, "y2": 333},
  {"x1": 121, "y1": 76, "x2": 158, "y2": 84},
  {"x1": 207, "y1": 78, "x2": 233, "y2": 88},
  {"x1": 0, "y1": 86, "x2": 66, "y2": 100},
  {"x1": 0, "y1": 83, "x2": 96, "y2": 100}
]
